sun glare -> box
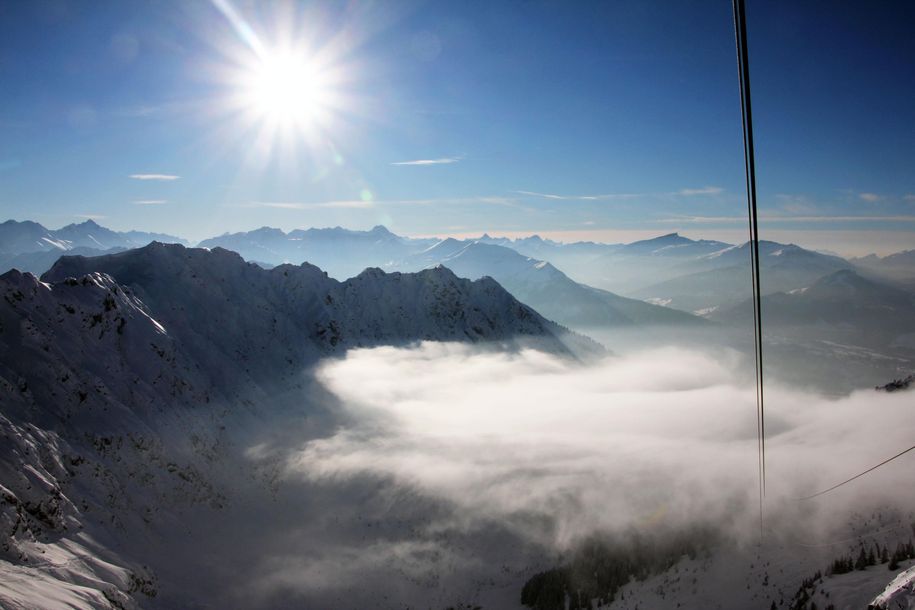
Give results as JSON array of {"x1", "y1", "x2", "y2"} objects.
[
  {"x1": 243, "y1": 52, "x2": 332, "y2": 128},
  {"x1": 209, "y1": 0, "x2": 359, "y2": 164}
]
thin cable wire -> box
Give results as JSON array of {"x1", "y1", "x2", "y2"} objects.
[
  {"x1": 798, "y1": 444, "x2": 915, "y2": 501},
  {"x1": 732, "y1": 0, "x2": 766, "y2": 535}
]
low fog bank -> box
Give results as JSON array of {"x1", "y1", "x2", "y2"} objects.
[
  {"x1": 580, "y1": 324, "x2": 915, "y2": 395},
  {"x1": 295, "y1": 343, "x2": 915, "y2": 552}
]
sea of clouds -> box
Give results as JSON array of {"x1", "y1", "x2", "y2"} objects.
[{"x1": 291, "y1": 342, "x2": 915, "y2": 549}]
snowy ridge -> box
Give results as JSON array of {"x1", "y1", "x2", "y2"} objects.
[
  {"x1": 42, "y1": 243, "x2": 595, "y2": 365},
  {"x1": 870, "y1": 563, "x2": 915, "y2": 609}
]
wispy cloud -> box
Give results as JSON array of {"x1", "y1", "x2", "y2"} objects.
[
  {"x1": 131, "y1": 199, "x2": 168, "y2": 206},
  {"x1": 514, "y1": 190, "x2": 642, "y2": 201},
  {"x1": 678, "y1": 186, "x2": 723, "y2": 196},
  {"x1": 514, "y1": 186, "x2": 724, "y2": 201},
  {"x1": 904, "y1": 194, "x2": 915, "y2": 202},
  {"x1": 859, "y1": 192, "x2": 881, "y2": 203},
  {"x1": 390, "y1": 157, "x2": 461, "y2": 166},
  {"x1": 129, "y1": 173, "x2": 180, "y2": 181},
  {"x1": 662, "y1": 214, "x2": 915, "y2": 223}
]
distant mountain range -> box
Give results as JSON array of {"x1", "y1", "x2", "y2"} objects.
[
  {"x1": 390, "y1": 238, "x2": 705, "y2": 330},
  {"x1": 3, "y1": 218, "x2": 914, "y2": 332},
  {"x1": 198, "y1": 225, "x2": 437, "y2": 280},
  {"x1": 0, "y1": 219, "x2": 187, "y2": 275},
  {"x1": 711, "y1": 268, "x2": 915, "y2": 351},
  {"x1": 0, "y1": 219, "x2": 186, "y2": 255},
  {"x1": 852, "y1": 250, "x2": 915, "y2": 283},
  {"x1": 631, "y1": 240, "x2": 854, "y2": 314}
]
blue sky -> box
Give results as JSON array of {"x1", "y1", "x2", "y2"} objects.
[{"x1": 0, "y1": 0, "x2": 913, "y2": 254}]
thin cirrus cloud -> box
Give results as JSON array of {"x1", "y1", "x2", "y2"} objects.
[
  {"x1": 678, "y1": 186, "x2": 723, "y2": 196},
  {"x1": 129, "y1": 173, "x2": 180, "y2": 181},
  {"x1": 859, "y1": 192, "x2": 881, "y2": 202},
  {"x1": 661, "y1": 214, "x2": 915, "y2": 223},
  {"x1": 131, "y1": 199, "x2": 167, "y2": 206},
  {"x1": 514, "y1": 190, "x2": 642, "y2": 201},
  {"x1": 390, "y1": 157, "x2": 461, "y2": 166},
  {"x1": 514, "y1": 186, "x2": 724, "y2": 201}
]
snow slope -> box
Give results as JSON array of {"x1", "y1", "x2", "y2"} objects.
[{"x1": 871, "y1": 563, "x2": 915, "y2": 609}]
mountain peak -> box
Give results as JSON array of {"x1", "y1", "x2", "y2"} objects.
[
  {"x1": 815, "y1": 268, "x2": 863, "y2": 287},
  {"x1": 369, "y1": 225, "x2": 393, "y2": 235}
]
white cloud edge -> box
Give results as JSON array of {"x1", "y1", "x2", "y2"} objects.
[
  {"x1": 129, "y1": 173, "x2": 180, "y2": 181},
  {"x1": 514, "y1": 186, "x2": 724, "y2": 201},
  {"x1": 390, "y1": 157, "x2": 461, "y2": 166}
]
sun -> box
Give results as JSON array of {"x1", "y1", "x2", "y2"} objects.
[
  {"x1": 242, "y1": 51, "x2": 333, "y2": 129},
  {"x1": 207, "y1": 0, "x2": 360, "y2": 164}
]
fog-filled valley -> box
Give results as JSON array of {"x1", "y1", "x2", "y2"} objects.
[{"x1": 0, "y1": 220, "x2": 914, "y2": 609}]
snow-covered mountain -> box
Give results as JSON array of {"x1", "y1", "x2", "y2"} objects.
[
  {"x1": 711, "y1": 269, "x2": 915, "y2": 352},
  {"x1": 472, "y1": 232, "x2": 731, "y2": 293},
  {"x1": 525, "y1": 233, "x2": 735, "y2": 294},
  {"x1": 0, "y1": 219, "x2": 64, "y2": 254},
  {"x1": 396, "y1": 239, "x2": 704, "y2": 330},
  {"x1": 43, "y1": 243, "x2": 593, "y2": 363},
  {"x1": 197, "y1": 225, "x2": 438, "y2": 280},
  {"x1": 476, "y1": 233, "x2": 620, "y2": 273},
  {"x1": 632, "y1": 241, "x2": 854, "y2": 314},
  {"x1": 0, "y1": 242, "x2": 599, "y2": 608},
  {"x1": 612, "y1": 232, "x2": 731, "y2": 259},
  {"x1": 0, "y1": 219, "x2": 186, "y2": 256},
  {"x1": 0, "y1": 219, "x2": 187, "y2": 275},
  {"x1": 195, "y1": 226, "x2": 705, "y2": 330},
  {"x1": 852, "y1": 249, "x2": 915, "y2": 283},
  {"x1": 0, "y1": 267, "x2": 210, "y2": 608}
]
